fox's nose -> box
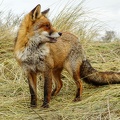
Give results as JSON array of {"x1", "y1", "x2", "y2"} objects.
[{"x1": 58, "y1": 32, "x2": 62, "y2": 36}]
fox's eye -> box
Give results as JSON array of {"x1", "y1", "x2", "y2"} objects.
[
  {"x1": 45, "y1": 24, "x2": 50, "y2": 29},
  {"x1": 46, "y1": 25, "x2": 49, "y2": 27}
]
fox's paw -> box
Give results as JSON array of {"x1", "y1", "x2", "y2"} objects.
[
  {"x1": 73, "y1": 97, "x2": 81, "y2": 102},
  {"x1": 30, "y1": 99, "x2": 37, "y2": 108},
  {"x1": 41, "y1": 103, "x2": 49, "y2": 108},
  {"x1": 30, "y1": 102, "x2": 37, "y2": 108},
  {"x1": 30, "y1": 104, "x2": 37, "y2": 108}
]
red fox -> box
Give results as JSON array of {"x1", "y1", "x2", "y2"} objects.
[{"x1": 14, "y1": 4, "x2": 120, "y2": 108}]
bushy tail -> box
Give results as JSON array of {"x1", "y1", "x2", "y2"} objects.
[{"x1": 80, "y1": 60, "x2": 120, "y2": 86}]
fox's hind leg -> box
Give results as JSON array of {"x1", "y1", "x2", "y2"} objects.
[
  {"x1": 52, "y1": 68, "x2": 63, "y2": 96},
  {"x1": 65, "y1": 60, "x2": 83, "y2": 101},
  {"x1": 27, "y1": 71, "x2": 37, "y2": 107}
]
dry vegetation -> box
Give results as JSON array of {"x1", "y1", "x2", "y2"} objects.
[{"x1": 0, "y1": 0, "x2": 120, "y2": 120}]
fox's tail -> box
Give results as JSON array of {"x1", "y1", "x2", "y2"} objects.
[{"x1": 80, "y1": 60, "x2": 120, "y2": 86}]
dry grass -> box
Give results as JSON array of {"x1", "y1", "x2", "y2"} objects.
[
  {"x1": 1, "y1": 53, "x2": 120, "y2": 120},
  {"x1": 0, "y1": 0, "x2": 120, "y2": 120}
]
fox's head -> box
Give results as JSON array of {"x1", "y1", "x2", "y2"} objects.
[{"x1": 28, "y1": 4, "x2": 62, "y2": 42}]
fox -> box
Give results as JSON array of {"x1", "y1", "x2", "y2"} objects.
[{"x1": 14, "y1": 4, "x2": 120, "y2": 108}]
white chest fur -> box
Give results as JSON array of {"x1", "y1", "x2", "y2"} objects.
[{"x1": 15, "y1": 35, "x2": 50, "y2": 72}]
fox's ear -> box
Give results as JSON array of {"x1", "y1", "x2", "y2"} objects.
[
  {"x1": 31, "y1": 4, "x2": 41, "y2": 21},
  {"x1": 41, "y1": 8, "x2": 50, "y2": 16}
]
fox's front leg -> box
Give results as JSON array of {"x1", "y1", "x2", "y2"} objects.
[
  {"x1": 42, "y1": 69, "x2": 52, "y2": 108},
  {"x1": 27, "y1": 72, "x2": 37, "y2": 107}
]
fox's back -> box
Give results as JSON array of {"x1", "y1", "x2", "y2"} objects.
[{"x1": 49, "y1": 32, "x2": 86, "y2": 68}]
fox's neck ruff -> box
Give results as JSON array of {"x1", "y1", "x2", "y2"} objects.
[{"x1": 16, "y1": 33, "x2": 50, "y2": 72}]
